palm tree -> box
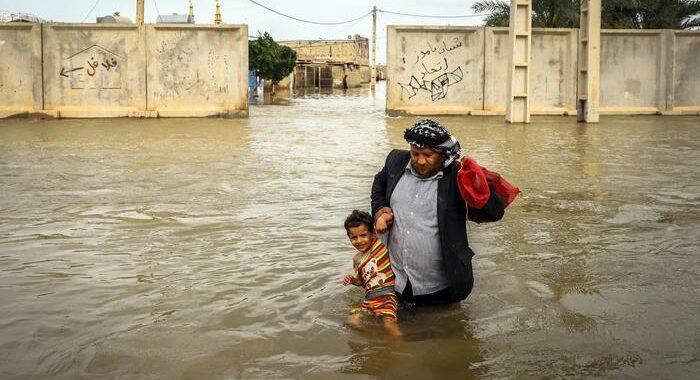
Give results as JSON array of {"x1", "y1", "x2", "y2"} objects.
[
  {"x1": 623, "y1": 0, "x2": 700, "y2": 29},
  {"x1": 472, "y1": 0, "x2": 581, "y2": 27},
  {"x1": 472, "y1": 0, "x2": 511, "y2": 27},
  {"x1": 532, "y1": 0, "x2": 581, "y2": 27},
  {"x1": 472, "y1": 0, "x2": 700, "y2": 29}
]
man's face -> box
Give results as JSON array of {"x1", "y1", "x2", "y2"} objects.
[{"x1": 410, "y1": 145, "x2": 445, "y2": 178}]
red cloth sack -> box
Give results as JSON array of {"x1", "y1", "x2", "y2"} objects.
[
  {"x1": 457, "y1": 157, "x2": 490, "y2": 209},
  {"x1": 457, "y1": 157, "x2": 521, "y2": 222}
]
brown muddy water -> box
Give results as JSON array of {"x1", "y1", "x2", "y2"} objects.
[{"x1": 1, "y1": 83, "x2": 699, "y2": 379}]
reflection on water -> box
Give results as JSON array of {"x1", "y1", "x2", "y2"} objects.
[{"x1": 1, "y1": 82, "x2": 699, "y2": 379}]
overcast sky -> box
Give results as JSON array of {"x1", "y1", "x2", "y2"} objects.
[{"x1": 1, "y1": 0, "x2": 486, "y2": 64}]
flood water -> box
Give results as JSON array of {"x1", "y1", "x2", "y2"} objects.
[{"x1": 1, "y1": 83, "x2": 699, "y2": 379}]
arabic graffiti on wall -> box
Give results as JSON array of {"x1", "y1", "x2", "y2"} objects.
[
  {"x1": 60, "y1": 57, "x2": 117, "y2": 77},
  {"x1": 59, "y1": 44, "x2": 123, "y2": 90},
  {"x1": 151, "y1": 32, "x2": 232, "y2": 101},
  {"x1": 397, "y1": 37, "x2": 465, "y2": 102}
]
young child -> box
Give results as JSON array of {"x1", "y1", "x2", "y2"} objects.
[{"x1": 342, "y1": 210, "x2": 401, "y2": 337}]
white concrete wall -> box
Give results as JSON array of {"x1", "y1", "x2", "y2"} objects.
[
  {"x1": 483, "y1": 28, "x2": 509, "y2": 114},
  {"x1": 387, "y1": 26, "x2": 484, "y2": 115},
  {"x1": 1, "y1": 24, "x2": 697, "y2": 118},
  {"x1": 0, "y1": 23, "x2": 248, "y2": 118},
  {"x1": 600, "y1": 30, "x2": 666, "y2": 114},
  {"x1": 0, "y1": 23, "x2": 42, "y2": 117},
  {"x1": 146, "y1": 24, "x2": 248, "y2": 117},
  {"x1": 530, "y1": 29, "x2": 577, "y2": 114},
  {"x1": 42, "y1": 23, "x2": 146, "y2": 118},
  {"x1": 483, "y1": 28, "x2": 577, "y2": 115},
  {"x1": 387, "y1": 26, "x2": 700, "y2": 116},
  {"x1": 673, "y1": 31, "x2": 700, "y2": 112}
]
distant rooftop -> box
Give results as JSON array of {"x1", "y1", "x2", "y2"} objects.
[
  {"x1": 96, "y1": 11, "x2": 133, "y2": 24},
  {"x1": 279, "y1": 35, "x2": 369, "y2": 44},
  {"x1": 0, "y1": 11, "x2": 47, "y2": 23},
  {"x1": 156, "y1": 13, "x2": 194, "y2": 24}
]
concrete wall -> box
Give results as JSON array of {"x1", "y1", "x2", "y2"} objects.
[
  {"x1": 389, "y1": 26, "x2": 576, "y2": 116},
  {"x1": 0, "y1": 23, "x2": 42, "y2": 117},
  {"x1": 0, "y1": 23, "x2": 248, "y2": 118},
  {"x1": 43, "y1": 23, "x2": 146, "y2": 118},
  {"x1": 387, "y1": 26, "x2": 485, "y2": 115},
  {"x1": 530, "y1": 29, "x2": 577, "y2": 114},
  {"x1": 600, "y1": 30, "x2": 666, "y2": 114},
  {"x1": 483, "y1": 28, "x2": 509, "y2": 114},
  {"x1": 671, "y1": 31, "x2": 700, "y2": 112},
  {"x1": 600, "y1": 30, "x2": 700, "y2": 114},
  {"x1": 147, "y1": 24, "x2": 248, "y2": 117},
  {"x1": 387, "y1": 25, "x2": 700, "y2": 116}
]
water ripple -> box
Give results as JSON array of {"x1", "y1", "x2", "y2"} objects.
[{"x1": 1, "y1": 86, "x2": 699, "y2": 379}]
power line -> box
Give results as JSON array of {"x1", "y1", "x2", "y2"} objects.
[
  {"x1": 323, "y1": 13, "x2": 372, "y2": 39},
  {"x1": 152, "y1": 0, "x2": 161, "y2": 18},
  {"x1": 378, "y1": 9, "x2": 487, "y2": 19},
  {"x1": 80, "y1": 0, "x2": 101, "y2": 23},
  {"x1": 249, "y1": 0, "x2": 371, "y2": 25}
]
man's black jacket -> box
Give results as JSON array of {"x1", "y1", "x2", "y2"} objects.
[{"x1": 371, "y1": 149, "x2": 504, "y2": 302}]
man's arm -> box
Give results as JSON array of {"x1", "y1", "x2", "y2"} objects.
[
  {"x1": 468, "y1": 186, "x2": 505, "y2": 222},
  {"x1": 371, "y1": 159, "x2": 394, "y2": 233},
  {"x1": 371, "y1": 164, "x2": 389, "y2": 218}
]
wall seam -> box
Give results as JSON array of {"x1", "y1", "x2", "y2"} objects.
[
  {"x1": 666, "y1": 30, "x2": 675, "y2": 112},
  {"x1": 482, "y1": 27, "x2": 486, "y2": 112},
  {"x1": 40, "y1": 23, "x2": 45, "y2": 111},
  {"x1": 144, "y1": 25, "x2": 148, "y2": 112},
  {"x1": 575, "y1": 27, "x2": 580, "y2": 119}
]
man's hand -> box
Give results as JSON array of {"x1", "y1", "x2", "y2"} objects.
[
  {"x1": 343, "y1": 274, "x2": 360, "y2": 286},
  {"x1": 375, "y1": 208, "x2": 394, "y2": 233}
]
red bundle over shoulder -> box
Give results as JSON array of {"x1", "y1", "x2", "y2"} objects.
[{"x1": 457, "y1": 157, "x2": 521, "y2": 223}]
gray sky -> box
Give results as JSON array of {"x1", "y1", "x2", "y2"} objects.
[{"x1": 0, "y1": 0, "x2": 485, "y2": 64}]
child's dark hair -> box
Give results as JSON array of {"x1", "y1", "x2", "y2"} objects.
[{"x1": 344, "y1": 210, "x2": 374, "y2": 232}]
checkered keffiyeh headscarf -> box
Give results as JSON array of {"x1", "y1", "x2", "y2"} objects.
[{"x1": 404, "y1": 119, "x2": 461, "y2": 167}]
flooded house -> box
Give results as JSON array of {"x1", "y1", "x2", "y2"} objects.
[{"x1": 278, "y1": 35, "x2": 371, "y2": 89}]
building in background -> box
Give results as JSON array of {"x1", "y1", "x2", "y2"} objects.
[
  {"x1": 278, "y1": 35, "x2": 370, "y2": 89},
  {"x1": 156, "y1": 14, "x2": 194, "y2": 24},
  {"x1": 96, "y1": 12, "x2": 133, "y2": 24},
  {"x1": 0, "y1": 11, "x2": 46, "y2": 23},
  {"x1": 157, "y1": 1, "x2": 195, "y2": 24}
]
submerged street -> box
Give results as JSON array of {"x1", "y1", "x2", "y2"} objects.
[{"x1": 1, "y1": 83, "x2": 699, "y2": 379}]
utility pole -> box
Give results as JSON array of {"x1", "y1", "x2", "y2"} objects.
[
  {"x1": 136, "y1": 0, "x2": 144, "y2": 25},
  {"x1": 371, "y1": 5, "x2": 377, "y2": 89}
]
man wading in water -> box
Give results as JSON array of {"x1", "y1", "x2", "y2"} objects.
[{"x1": 371, "y1": 119, "x2": 507, "y2": 305}]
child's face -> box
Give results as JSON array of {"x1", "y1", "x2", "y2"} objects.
[{"x1": 347, "y1": 224, "x2": 375, "y2": 253}]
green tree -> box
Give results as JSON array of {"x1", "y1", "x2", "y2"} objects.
[
  {"x1": 473, "y1": 0, "x2": 511, "y2": 26},
  {"x1": 473, "y1": 0, "x2": 580, "y2": 27},
  {"x1": 604, "y1": 0, "x2": 700, "y2": 29},
  {"x1": 249, "y1": 32, "x2": 297, "y2": 93},
  {"x1": 472, "y1": 0, "x2": 700, "y2": 29}
]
